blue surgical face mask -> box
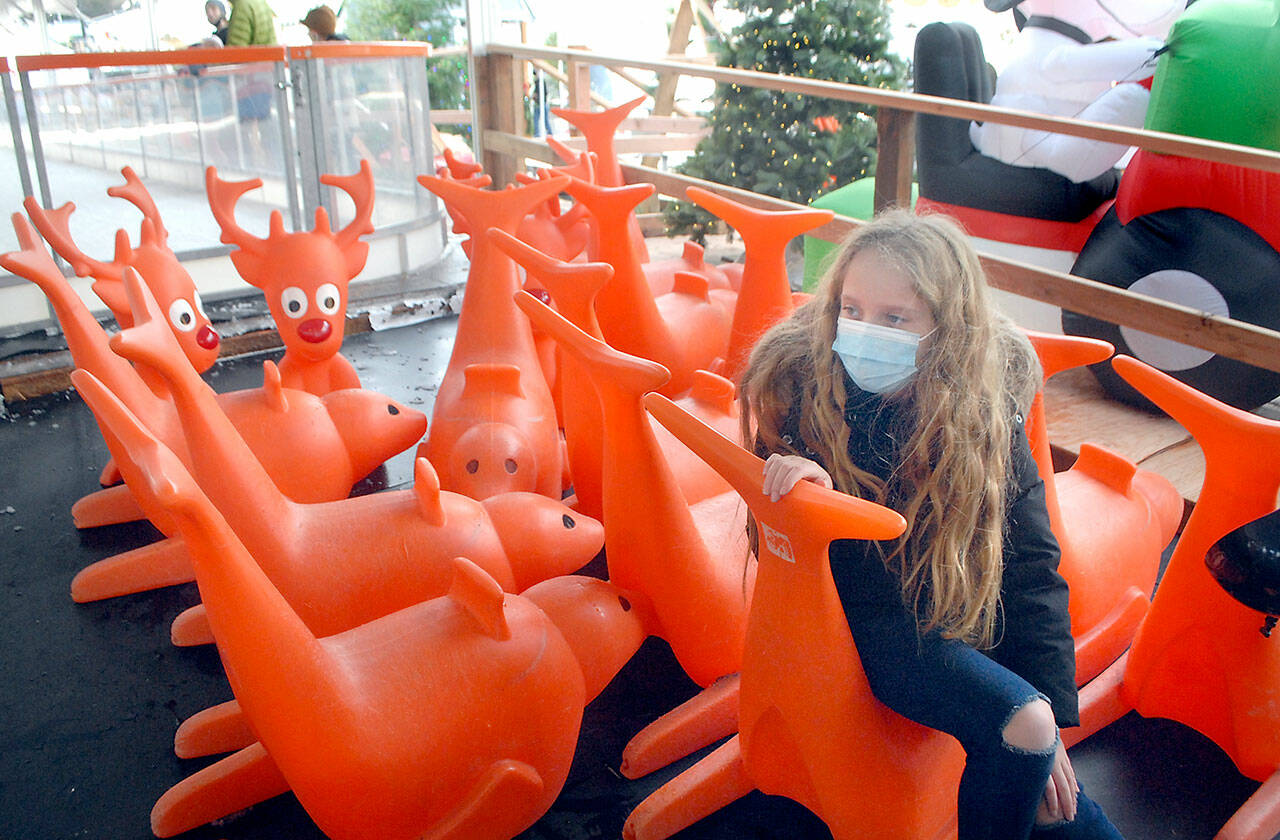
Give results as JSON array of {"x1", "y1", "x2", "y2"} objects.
[{"x1": 832, "y1": 317, "x2": 926, "y2": 394}]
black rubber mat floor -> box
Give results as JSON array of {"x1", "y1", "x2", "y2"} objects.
[{"x1": 0, "y1": 318, "x2": 1269, "y2": 840}]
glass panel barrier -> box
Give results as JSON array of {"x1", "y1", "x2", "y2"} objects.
[
  {"x1": 15, "y1": 49, "x2": 293, "y2": 258},
  {"x1": 1, "y1": 45, "x2": 450, "y2": 340},
  {"x1": 0, "y1": 57, "x2": 32, "y2": 255},
  {"x1": 290, "y1": 44, "x2": 436, "y2": 232}
]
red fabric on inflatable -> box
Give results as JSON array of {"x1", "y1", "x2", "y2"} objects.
[
  {"x1": 1115, "y1": 151, "x2": 1280, "y2": 255},
  {"x1": 915, "y1": 196, "x2": 1111, "y2": 252}
]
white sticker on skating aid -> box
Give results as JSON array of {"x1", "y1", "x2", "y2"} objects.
[{"x1": 760, "y1": 521, "x2": 794, "y2": 564}]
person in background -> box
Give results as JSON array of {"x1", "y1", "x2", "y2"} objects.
[
  {"x1": 225, "y1": 0, "x2": 277, "y2": 46},
  {"x1": 301, "y1": 5, "x2": 350, "y2": 42},
  {"x1": 205, "y1": 0, "x2": 230, "y2": 44}
]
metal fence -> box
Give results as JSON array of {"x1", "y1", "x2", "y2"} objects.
[{"x1": 0, "y1": 43, "x2": 450, "y2": 338}]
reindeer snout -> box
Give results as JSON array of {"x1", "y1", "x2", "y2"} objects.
[
  {"x1": 297, "y1": 319, "x2": 333, "y2": 344},
  {"x1": 196, "y1": 325, "x2": 220, "y2": 350}
]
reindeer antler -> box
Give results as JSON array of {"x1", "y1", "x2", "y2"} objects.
[
  {"x1": 318, "y1": 159, "x2": 375, "y2": 251},
  {"x1": 22, "y1": 196, "x2": 131, "y2": 282},
  {"x1": 205, "y1": 166, "x2": 270, "y2": 255},
  {"x1": 108, "y1": 166, "x2": 169, "y2": 245},
  {"x1": 1, "y1": 212, "x2": 67, "y2": 290}
]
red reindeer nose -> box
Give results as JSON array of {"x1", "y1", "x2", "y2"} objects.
[
  {"x1": 297, "y1": 319, "x2": 333, "y2": 344},
  {"x1": 196, "y1": 325, "x2": 220, "y2": 350}
]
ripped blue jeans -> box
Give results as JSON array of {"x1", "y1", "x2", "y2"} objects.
[{"x1": 847, "y1": 607, "x2": 1124, "y2": 840}]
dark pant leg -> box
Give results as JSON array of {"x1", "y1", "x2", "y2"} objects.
[{"x1": 848, "y1": 604, "x2": 1058, "y2": 840}]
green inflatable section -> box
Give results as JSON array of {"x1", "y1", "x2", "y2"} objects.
[
  {"x1": 800, "y1": 177, "x2": 918, "y2": 291},
  {"x1": 1145, "y1": 0, "x2": 1280, "y2": 151}
]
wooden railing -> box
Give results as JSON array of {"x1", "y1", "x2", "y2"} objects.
[{"x1": 471, "y1": 43, "x2": 1280, "y2": 375}]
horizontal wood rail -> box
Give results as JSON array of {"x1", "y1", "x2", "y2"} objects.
[
  {"x1": 485, "y1": 43, "x2": 1280, "y2": 177},
  {"x1": 431, "y1": 109, "x2": 473, "y2": 125},
  {"x1": 617, "y1": 164, "x2": 1280, "y2": 375},
  {"x1": 487, "y1": 129, "x2": 1280, "y2": 376},
  {"x1": 471, "y1": 44, "x2": 1280, "y2": 377}
]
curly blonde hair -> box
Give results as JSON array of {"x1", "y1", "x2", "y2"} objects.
[{"x1": 739, "y1": 210, "x2": 1040, "y2": 647}]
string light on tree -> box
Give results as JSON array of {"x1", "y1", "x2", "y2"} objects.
[{"x1": 664, "y1": 0, "x2": 907, "y2": 241}]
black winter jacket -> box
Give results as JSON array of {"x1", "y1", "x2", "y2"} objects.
[{"x1": 779, "y1": 386, "x2": 1079, "y2": 728}]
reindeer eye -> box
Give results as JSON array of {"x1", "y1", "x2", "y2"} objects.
[
  {"x1": 168, "y1": 299, "x2": 197, "y2": 332},
  {"x1": 315, "y1": 283, "x2": 341, "y2": 316},
  {"x1": 281, "y1": 287, "x2": 308, "y2": 318},
  {"x1": 193, "y1": 290, "x2": 208, "y2": 319}
]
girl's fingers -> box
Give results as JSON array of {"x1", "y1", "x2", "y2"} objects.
[
  {"x1": 1042, "y1": 777, "x2": 1062, "y2": 820},
  {"x1": 761, "y1": 455, "x2": 832, "y2": 501},
  {"x1": 1055, "y1": 741, "x2": 1078, "y2": 820}
]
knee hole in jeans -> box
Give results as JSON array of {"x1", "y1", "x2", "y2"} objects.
[{"x1": 1001, "y1": 697, "x2": 1057, "y2": 755}]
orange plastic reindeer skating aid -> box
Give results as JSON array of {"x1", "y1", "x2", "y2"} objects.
[
  {"x1": 206, "y1": 161, "x2": 374, "y2": 396},
  {"x1": 514, "y1": 290, "x2": 750, "y2": 687},
  {"x1": 25, "y1": 169, "x2": 220, "y2": 376},
  {"x1": 496, "y1": 232, "x2": 740, "y2": 514},
  {"x1": 1022, "y1": 332, "x2": 1182, "y2": 684},
  {"x1": 97, "y1": 267, "x2": 601, "y2": 643},
  {"x1": 415, "y1": 174, "x2": 570, "y2": 499},
  {"x1": 684, "y1": 186, "x2": 834, "y2": 381},
  {"x1": 621, "y1": 393, "x2": 964, "y2": 840},
  {"x1": 564, "y1": 177, "x2": 704, "y2": 397},
  {"x1": 641, "y1": 239, "x2": 733, "y2": 297},
  {"x1": 73, "y1": 369, "x2": 651, "y2": 840},
  {"x1": 24, "y1": 169, "x2": 220, "y2": 489},
  {"x1": 489, "y1": 228, "x2": 614, "y2": 521},
  {"x1": 512, "y1": 149, "x2": 594, "y2": 263},
  {"x1": 550, "y1": 95, "x2": 650, "y2": 261},
  {"x1": 0, "y1": 220, "x2": 427, "y2": 603},
  {"x1": 1059, "y1": 355, "x2": 1280, "y2": 840}
]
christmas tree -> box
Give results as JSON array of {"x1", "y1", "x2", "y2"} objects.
[{"x1": 666, "y1": 0, "x2": 908, "y2": 240}]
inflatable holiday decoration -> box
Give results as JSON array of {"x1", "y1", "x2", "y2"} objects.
[
  {"x1": 415, "y1": 174, "x2": 569, "y2": 499},
  {"x1": 1022, "y1": 331, "x2": 1182, "y2": 683},
  {"x1": 684, "y1": 187, "x2": 832, "y2": 381},
  {"x1": 1061, "y1": 0, "x2": 1280, "y2": 411},
  {"x1": 550, "y1": 95, "x2": 650, "y2": 261},
  {"x1": 623, "y1": 394, "x2": 966, "y2": 840},
  {"x1": 1063, "y1": 355, "x2": 1280, "y2": 840},
  {"x1": 912, "y1": 20, "x2": 1118, "y2": 255},
  {"x1": 206, "y1": 160, "x2": 374, "y2": 396},
  {"x1": 515, "y1": 290, "x2": 750, "y2": 687},
  {"x1": 970, "y1": 0, "x2": 1181, "y2": 183},
  {"x1": 73, "y1": 370, "x2": 642, "y2": 840}
]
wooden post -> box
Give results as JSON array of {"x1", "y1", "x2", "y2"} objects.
[
  {"x1": 873, "y1": 106, "x2": 915, "y2": 213},
  {"x1": 640, "y1": 0, "x2": 699, "y2": 211},
  {"x1": 474, "y1": 51, "x2": 525, "y2": 187},
  {"x1": 566, "y1": 46, "x2": 592, "y2": 120}
]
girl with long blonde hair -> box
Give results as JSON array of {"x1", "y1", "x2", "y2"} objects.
[{"x1": 741, "y1": 210, "x2": 1122, "y2": 839}]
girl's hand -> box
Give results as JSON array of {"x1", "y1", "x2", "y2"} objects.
[
  {"x1": 1036, "y1": 738, "x2": 1079, "y2": 825},
  {"x1": 761, "y1": 454, "x2": 833, "y2": 502}
]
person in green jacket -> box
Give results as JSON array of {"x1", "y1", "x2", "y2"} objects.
[
  {"x1": 225, "y1": 0, "x2": 277, "y2": 46},
  {"x1": 225, "y1": 0, "x2": 277, "y2": 163}
]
